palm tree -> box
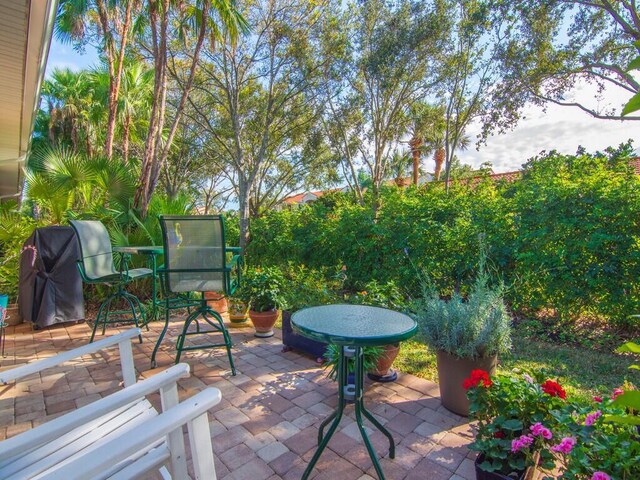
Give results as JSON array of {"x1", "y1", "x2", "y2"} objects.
[
  {"x1": 407, "y1": 103, "x2": 446, "y2": 184},
  {"x1": 135, "y1": 0, "x2": 249, "y2": 217},
  {"x1": 42, "y1": 69, "x2": 96, "y2": 153},
  {"x1": 56, "y1": 0, "x2": 142, "y2": 160},
  {"x1": 26, "y1": 145, "x2": 137, "y2": 224},
  {"x1": 117, "y1": 63, "x2": 154, "y2": 163}
]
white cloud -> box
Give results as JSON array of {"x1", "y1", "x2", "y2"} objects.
[{"x1": 458, "y1": 82, "x2": 639, "y2": 172}]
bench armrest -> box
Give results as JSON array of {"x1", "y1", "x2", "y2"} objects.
[
  {"x1": 0, "y1": 363, "x2": 191, "y2": 462},
  {"x1": 47, "y1": 387, "x2": 222, "y2": 480},
  {"x1": 0, "y1": 328, "x2": 142, "y2": 387}
]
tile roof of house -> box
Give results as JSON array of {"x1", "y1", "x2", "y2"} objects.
[{"x1": 281, "y1": 189, "x2": 336, "y2": 205}]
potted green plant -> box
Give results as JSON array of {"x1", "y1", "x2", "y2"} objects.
[
  {"x1": 227, "y1": 296, "x2": 249, "y2": 327},
  {"x1": 239, "y1": 266, "x2": 286, "y2": 338},
  {"x1": 323, "y1": 344, "x2": 383, "y2": 401},
  {"x1": 415, "y1": 265, "x2": 512, "y2": 416},
  {"x1": 348, "y1": 279, "x2": 407, "y2": 382},
  {"x1": 466, "y1": 369, "x2": 563, "y2": 480}
]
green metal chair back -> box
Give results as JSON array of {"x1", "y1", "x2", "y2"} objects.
[
  {"x1": 160, "y1": 215, "x2": 235, "y2": 295},
  {"x1": 70, "y1": 220, "x2": 118, "y2": 281}
]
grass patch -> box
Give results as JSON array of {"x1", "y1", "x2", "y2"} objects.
[{"x1": 395, "y1": 324, "x2": 637, "y2": 403}]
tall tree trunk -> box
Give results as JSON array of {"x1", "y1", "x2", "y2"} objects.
[
  {"x1": 122, "y1": 114, "x2": 131, "y2": 164},
  {"x1": 409, "y1": 137, "x2": 421, "y2": 185},
  {"x1": 135, "y1": 0, "x2": 208, "y2": 217},
  {"x1": 104, "y1": 0, "x2": 135, "y2": 160},
  {"x1": 134, "y1": 0, "x2": 168, "y2": 215},
  {"x1": 238, "y1": 176, "x2": 251, "y2": 250},
  {"x1": 444, "y1": 144, "x2": 452, "y2": 192},
  {"x1": 434, "y1": 147, "x2": 445, "y2": 181}
]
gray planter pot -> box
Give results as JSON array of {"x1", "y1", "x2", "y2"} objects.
[{"x1": 436, "y1": 350, "x2": 497, "y2": 417}]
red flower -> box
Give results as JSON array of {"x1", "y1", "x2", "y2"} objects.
[
  {"x1": 493, "y1": 431, "x2": 506, "y2": 439},
  {"x1": 593, "y1": 396, "x2": 602, "y2": 403},
  {"x1": 463, "y1": 369, "x2": 493, "y2": 390},
  {"x1": 541, "y1": 380, "x2": 566, "y2": 399}
]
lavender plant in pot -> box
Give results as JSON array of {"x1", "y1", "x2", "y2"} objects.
[
  {"x1": 415, "y1": 262, "x2": 512, "y2": 416},
  {"x1": 239, "y1": 266, "x2": 286, "y2": 338}
]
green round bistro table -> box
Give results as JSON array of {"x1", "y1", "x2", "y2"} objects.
[{"x1": 292, "y1": 304, "x2": 417, "y2": 480}]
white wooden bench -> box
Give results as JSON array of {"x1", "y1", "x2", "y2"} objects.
[{"x1": 0, "y1": 329, "x2": 221, "y2": 479}]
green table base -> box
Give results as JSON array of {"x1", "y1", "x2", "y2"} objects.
[
  {"x1": 302, "y1": 345, "x2": 394, "y2": 480},
  {"x1": 292, "y1": 304, "x2": 417, "y2": 480}
]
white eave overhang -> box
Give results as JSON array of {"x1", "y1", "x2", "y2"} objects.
[{"x1": 0, "y1": 0, "x2": 58, "y2": 200}]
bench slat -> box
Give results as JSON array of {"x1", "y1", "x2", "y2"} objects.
[{"x1": 3, "y1": 400, "x2": 157, "y2": 479}]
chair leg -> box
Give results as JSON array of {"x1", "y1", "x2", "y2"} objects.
[
  {"x1": 91, "y1": 299, "x2": 108, "y2": 343},
  {"x1": 121, "y1": 292, "x2": 143, "y2": 344},
  {"x1": 125, "y1": 290, "x2": 147, "y2": 339},
  {"x1": 151, "y1": 305, "x2": 171, "y2": 368},
  {"x1": 175, "y1": 309, "x2": 200, "y2": 364},
  {"x1": 204, "y1": 308, "x2": 236, "y2": 376},
  {"x1": 126, "y1": 291, "x2": 150, "y2": 331}
]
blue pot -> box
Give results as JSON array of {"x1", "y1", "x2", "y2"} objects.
[{"x1": 0, "y1": 294, "x2": 7, "y2": 322}]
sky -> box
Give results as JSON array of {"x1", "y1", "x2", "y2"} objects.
[{"x1": 45, "y1": 38, "x2": 639, "y2": 174}]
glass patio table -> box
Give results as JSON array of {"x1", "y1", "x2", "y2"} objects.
[{"x1": 292, "y1": 304, "x2": 417, "y2": 480}]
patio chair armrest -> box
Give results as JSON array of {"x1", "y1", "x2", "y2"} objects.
[
  {"x1": 115, "y1": 251, "x2": 131, "y2": 277},
  {"x1": 225, "y1": 254, "x2": 242, "y2": 271},
  {"x1": 225, "y1": 254, "x2": 243, "y2": 295},
  {"x1": 0, "y1": 328, "x2": 142, "y2": 385},
  {"x1": 225, "y1": 246, "x2": 242, "y2": 255},
  {"x1": 0, "y1": 363, "x2": 191, "y2": 463},
  {"x1": 46, "y1": 387, "x2": 222, "y2": 480}
]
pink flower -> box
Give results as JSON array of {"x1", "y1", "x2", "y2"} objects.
[
  {"x1": 612, "y1": 388, "x2": 624, "y2": 400},
  {"x1": 591, "y1": 473, "x2": 610, "y2": 480},
  {"x1": 592, "y1": 396, "x2": 602, "y2": 403},
  {"x1": 511, "y1": 434, "x2": 534, "y2": 453},
  {"x1": 585, "y1": 410, "x2": 602, "y2": 426},
  {"x1": 530, "y1": 422, "x2": 552, "y2": 439},
  {"x1": 551, "y1": 437, "x2": 576, "y2": 454},
  {"x1": 523, "y1": 373, "x2": 534, "y2": 384}
]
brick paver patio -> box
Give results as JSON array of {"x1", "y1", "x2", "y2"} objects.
[{"x1": 0, "y1": 318, "x2": 477, "y2": 480}]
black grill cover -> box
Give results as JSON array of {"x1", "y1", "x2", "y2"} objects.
[{"x1": 19, "y1": 226, "x2": 85, "y2": 328}]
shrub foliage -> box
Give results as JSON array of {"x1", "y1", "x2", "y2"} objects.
[{"x1": 248, "y1": 144, "x2": 640, "y2": 326}]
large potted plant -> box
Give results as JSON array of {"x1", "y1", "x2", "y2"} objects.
[
  {"x1": 415, "y1": 266, "x2": 512, "y2": 416},
  {"x1": 240, "y1": 266, "x2": 286, "y2": 338}
]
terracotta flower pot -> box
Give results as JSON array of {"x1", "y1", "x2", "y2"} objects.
[
  {"x1": 368, "y1": 343, "x2": 400, "y2": 382},
  {"x1": 5, "y1": 303, "x2": 22, "y2": 326},
  {"x1": 436, "y1": 350, "x2": 497, "y2": 416},
  {"x1": 249, "y1": 309, "x2": 279, "y2": 338},
  {"x1": 228, "y1": 298, "x2": 249, "y2": 327},
  {"x1": 204, "y1": 292, "x2": 228, "y2": 315}
]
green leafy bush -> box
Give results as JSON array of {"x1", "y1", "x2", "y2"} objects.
[
  {"x1": 238, "y1": 266, "x2": 287, "y2": 312},
  {"x1": 0, "y1": 204, "x2": 40, "y2": 303},
  {"x1": 248, "y1": 143, "x2": 640, "y2": 327},
  {"x1": 280, "y1": 265, "x2": 340, "y2": 312}
]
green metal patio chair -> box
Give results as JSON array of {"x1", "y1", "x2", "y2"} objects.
[
  {"x1": 151, "y1": 215, "x2": 242, "y2": 374},
  {"x1": 70, "y1": 220, "x2": 152, "y2": 343}
]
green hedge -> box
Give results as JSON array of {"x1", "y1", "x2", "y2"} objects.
[{"x1": 248, "y1": 144, "x2": 640, "y2": 326}]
